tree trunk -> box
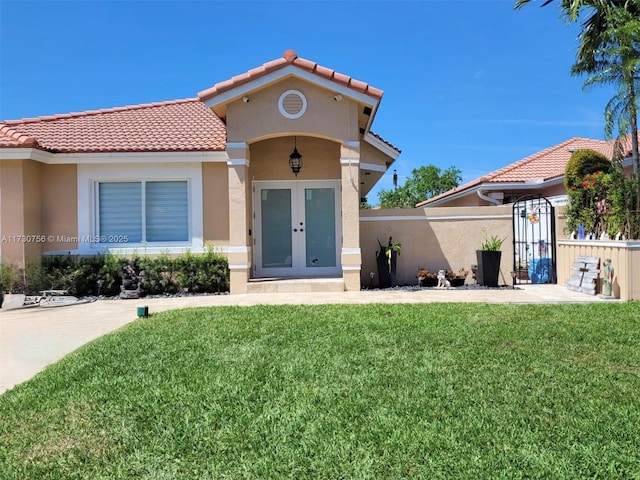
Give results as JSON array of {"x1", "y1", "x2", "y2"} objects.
[{"x1": 629, "y1": 80, "x2": 639, "y2": 175}]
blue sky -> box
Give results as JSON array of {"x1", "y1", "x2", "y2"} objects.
[{"x1": 0, "y1": 0, "x2": 615, "y2": 204}]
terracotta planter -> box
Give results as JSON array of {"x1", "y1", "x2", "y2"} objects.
[{"x1": 516, "y1": 268, "x2": 529, "y2": 280}]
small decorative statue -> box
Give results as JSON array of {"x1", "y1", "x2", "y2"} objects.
[
  {"x1": 603, "y1": 258, "x2": 614, "y2": 298},
  {"x1": 120, "y1": 259, "x2": 145, "y2": 299},
  {"x1": 437, "y1": 270, "x2": 451, "y2": 288}
]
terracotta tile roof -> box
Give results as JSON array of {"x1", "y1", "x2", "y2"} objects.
[
  {"x1": 0, "y1": 98, "x2": 227, "y2": 153},
  {"x1": 0, "y1": 125, "x2": 40, "y2": 148},
  {"x1": 198, "y1": 49, "x2": 384, "y2": 102},
  {"x1": 1, "y1": 51, "x2": 397, "y2": 157},
  {"x1": 487, "y1": 137, "x2": 612, "y2": 183},
  {"x1": 417, "y1": 136, "x2": 627, "y2": 207}
]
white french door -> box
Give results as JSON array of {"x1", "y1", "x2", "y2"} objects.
[{"x1": 253, "y1": 181, "x2": 341, "y2": 277}]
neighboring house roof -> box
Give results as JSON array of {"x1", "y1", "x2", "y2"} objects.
[
  {"x1": 417, "y1": 135, "x2": 632, "y2": 207},
  {"x1": 0, "y1": 98, "x2": 227, "y2": 153},
  {"x1": 198, "y1": 49, "x2": 383, "y2": 103}
]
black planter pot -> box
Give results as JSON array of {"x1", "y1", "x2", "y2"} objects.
[
  {"x1": 390, "y1": 250, "x2": 398, "y2": 287},
  {"x1": 476, "y1": 250, "x2": 502, "y2": 287},
  {"x1": 419, "y1": 277, "x2": 438, "y2": 287},
  {"x1": 376, "y1": 250, "x2": 398, "y2": 288}
]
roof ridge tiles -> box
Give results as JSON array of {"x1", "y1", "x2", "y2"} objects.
[
  {"x1": 2, "y1": 97, "x2": 201, "y2": 125},
  {"x1": 198, "y1": 49, "x2": 383, "y2": 102}
]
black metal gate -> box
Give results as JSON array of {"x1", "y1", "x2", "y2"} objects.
[{"x1": 512, "y1": 195, "x2": 556, "y2": 285}]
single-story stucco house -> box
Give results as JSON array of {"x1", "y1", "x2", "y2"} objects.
[
  {"x1": 0, "y1": 50, "x2": 400, "y2": 294},
  {"x1": 418, "y1": 134, "x2": 637, "y2": 208}
]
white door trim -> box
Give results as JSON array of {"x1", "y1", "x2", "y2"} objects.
[{"x1": 253, "y1": 180, "x2": 342, "y2": 278}]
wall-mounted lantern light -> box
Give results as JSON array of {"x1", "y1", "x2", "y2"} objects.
[{"x1": 289, "y1": 136, "x2": 303, "y2": 177}]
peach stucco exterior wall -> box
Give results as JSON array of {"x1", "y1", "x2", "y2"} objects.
[
  {"x1": 360, "y1": 206, "x2": 514, "y2": 287},
  {"x1": 1, "y1": 160, "x2": 78, "y2": 267},
  {"x1": 225, "y1": 143, "x2": 253, "y2": 293},
  {"x1": 22, "y1": 161, "x2": 43, "y2": 264},
  {"x1": 202, "y1": 162, "x2": 230, "y2": 244},
  {"x1": 341, "y1": 143, "x2": 362, "y2": 290},
  {"x1": 226, "y1": 77, "x2": 360, "y2": 145},
  {"x1": 222, "y1": 75, "x2": 377, "y2": 292},
  {"x1": 249, "y1": 136, "x2": 341, "y2": 181},
  {"x1": 41, "y1": 164, "x2": 78, "y2": 252},
  {"x1": 0, "y1": 160, "x2": 27, "y2": 267},
  {"x1": 360, "y1": 141, "x2": 390, "y2": 169}
]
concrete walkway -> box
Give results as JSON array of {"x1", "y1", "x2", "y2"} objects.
[{"x1": 0, "y1": 285, "x2": 616, "y2": 394}]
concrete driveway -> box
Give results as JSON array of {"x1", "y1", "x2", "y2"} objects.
[{"x1": 0, "y1": 285, "x2": 614, "y2": 394}]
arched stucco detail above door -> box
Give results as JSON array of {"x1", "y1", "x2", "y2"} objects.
[
  {"x1": 248, "y1": 136, "x2": 341, "y2": 182},
  {"x1": 226, "y1": 77, "x2": 361, "y2": 147}
]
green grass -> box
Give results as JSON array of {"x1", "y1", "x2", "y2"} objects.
[{"x1": 1, "y1": 303, "x2": 639, "y2": 479}]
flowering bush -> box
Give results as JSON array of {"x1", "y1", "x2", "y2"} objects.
[{"x1": 566, "y1": 167, "x2": 640, "y2": 240}]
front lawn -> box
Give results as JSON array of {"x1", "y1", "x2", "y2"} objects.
[{"x1": 1, "y1": 303, "x2": 639, "y2": 479}]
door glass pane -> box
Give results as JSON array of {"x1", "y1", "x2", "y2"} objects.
[
  {"x1": 261, "y1": 189, "x2": 292, "y2": 268},
  {"x1": 305, "y1": 188, "x2": 336, "y2": 268}
]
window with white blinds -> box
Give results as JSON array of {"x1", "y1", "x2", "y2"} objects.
[
  {"x1": 146, "y1": 181, "x2": 188, "y2": 241},
  {"x1": 97, "y1": 181, "x2": 188, "y2": 243}
]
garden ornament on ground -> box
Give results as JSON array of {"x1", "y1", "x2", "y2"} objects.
[
  {"x1": 437, "y1": 270, "x2": 451, "y2": 288},
  {"x1": 603, "y1": 258, "x2": 614, "y2": 298}
]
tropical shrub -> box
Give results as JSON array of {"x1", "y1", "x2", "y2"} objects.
[
  {"x1": 0, "y1": 263, "x2": 22, "y2": 293},
  {"x1": 174, "y1": 250, "x2": 229, "y2": 293},
  {"x1": 6, "y1": 252, "x2": 229, "y2": 296},
  {"x1": 565, "y1": 165, "x2": 640, "y2": 239},
  {"x1": 39, "y1": 255, "x2": 112, "y2": 296},
  {"x1": 138, "y1": 253, "x2": 179, "y2": 295},
  {"x1": 564, "y1": 149, "x2": 612, "y2": 189}
]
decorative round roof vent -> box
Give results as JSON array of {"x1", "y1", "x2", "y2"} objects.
[{"x1": 278, "y1": 90, "x2": 307, "y2": 119}]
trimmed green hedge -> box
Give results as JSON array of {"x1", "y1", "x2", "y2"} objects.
[{"x1": 1, "y1": 251, "x2": 229, "y2": 296}]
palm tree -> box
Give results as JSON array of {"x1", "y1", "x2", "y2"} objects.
[
  {"x1": 515, "y1": 0, "x2": 640, "y2": 173},
  {"x1": 573, "y1": 5, "x2": 640, "y2": 172}
]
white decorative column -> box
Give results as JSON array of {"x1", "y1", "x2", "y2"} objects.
[{"x1": 340, "y1": 141, "x2": 362, "y2": 291}]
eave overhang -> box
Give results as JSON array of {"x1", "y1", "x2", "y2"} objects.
[
  {"x1": 0, "y1": 148, "x2": 229, "y2": 164},
  {"x1": 421, "y1": 177, "x2": 565, "y2": 208}
]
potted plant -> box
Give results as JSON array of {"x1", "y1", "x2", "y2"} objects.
[
  {"x1": 476, "y1": 235, "x2": 504, "y2": 287},
  {"x1": 376, "y1": 237, "x2": 401, "y2": 288},
  {"x1": 446, "y1": 268, "x2": 469, "y2": 287},
  {"x1": 417, "y1": 267, "x2": 438, "y2": 287},
  {"x1": 515, "y1": 260, "x2": 529, "y2": 280}
]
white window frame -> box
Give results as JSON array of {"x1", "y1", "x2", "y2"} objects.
[
  {"x1": 95, "y1": 180, "x2": 190, "y2": 244},
  {"x1": 77, "y1": 163, "x2": 204, "y2": 255}
]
